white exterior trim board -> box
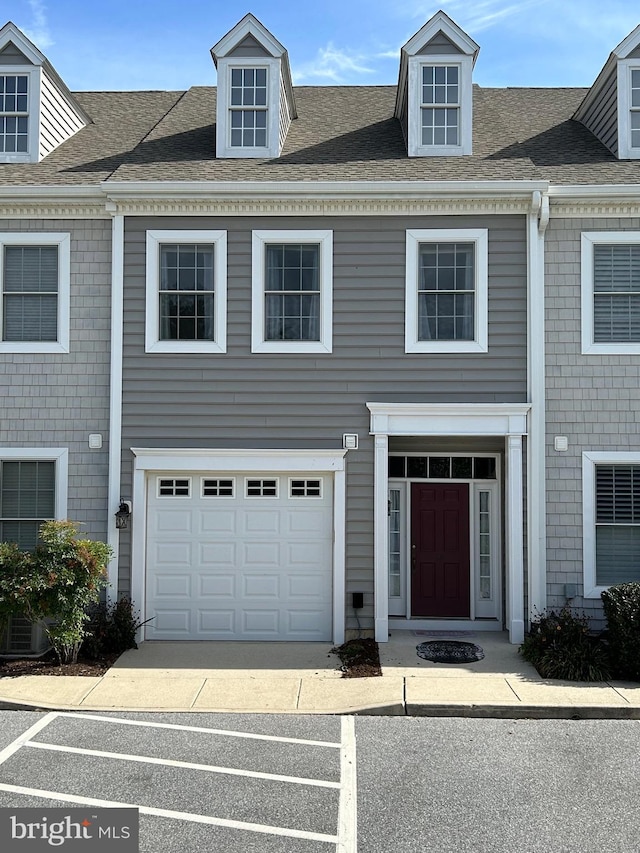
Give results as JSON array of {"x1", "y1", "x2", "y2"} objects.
[
  {"x1": 0, "y1": 447, "x2": 68, "y2": 520},
  {"x1": 107, "y1": 215, "x2": 124, "y2": 603}
]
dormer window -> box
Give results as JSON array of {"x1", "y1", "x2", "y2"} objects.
[
  {"x1": 230, "y1": 67, "x2": 268, "y2": 148},
  {"x1": 0, "y1": 74, "x2": 28, "y2": 154},
  {"x1": 631, "y1": 68, "x2": 640, "y2": 150},
  {"x1": 211, "y1": 14, "x2": 297, "y2": 160},
  {"x1": 421, "y1": 65, "x2": 460, "y2": 147},
  {"x1": 395, "y1": 11, "x2": 479, "y2": 158}
]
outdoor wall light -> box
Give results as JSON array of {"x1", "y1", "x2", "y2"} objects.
[{"x1": 115, "y1": 500, "x2": 132, "y2": 530}]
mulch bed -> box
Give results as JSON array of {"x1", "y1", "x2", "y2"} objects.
[
  {"x1": 0, "y1": 650, "x2": 120, "y2": 678},
  {"x1": 331, "y1": 637, "x2": 382, "y2": 678}
]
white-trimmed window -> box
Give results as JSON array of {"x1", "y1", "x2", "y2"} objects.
[
  {"x1": 581, "y1": 232, "x2": 640, "y2": 354},
  {"x1": 0, "y1": 448, "x2": 67, "y2": 550},
  {"x1": 230, "y1": 67, "x2": 268, "y2": 148},
  {"x1": 617, "y1": 62, "x2": 640, "y2": 159},
  {"x1": 0, "y1": 233, "x2": 70, "y2": 354},
  {"x1": 0, "y1": 74, "x2": 29, "y2": 155},
  {"x1": 145, "y1": 230, "x2": 227, "y2": 354},
  {"x1": 583, "y1": 452, "x2": 640, "y2": 596},
  {"x1": 408, "y1": 56, "x2": 473, "y2": 157},
  {"x1": 405, "y1": 229, "x2": 488, "y2": 353},
  {"x1": 251, "y1": 230, "x2": 333, "y2": 354}
]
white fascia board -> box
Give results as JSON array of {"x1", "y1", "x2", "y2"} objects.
[
  {"x1": 0, "y1": 22, "x2": 44, "y2": 65},
  {"x1": 366, "y1": 402, "x2": 530, "y2": 437},
  {"x1": 548, "y1": 184, "x2": 640, "y2": 199},
  {"x1": 612, "y1": 23, "x2": 640, "y2": 59},
  {"x1": 131, "y1": 447, "x2": 347, "y2": 473},
  {"x1": 401, "y1": 11, "x2": 480, "y2": 59},
  {"x1": 211, "y1": 13, "x2": 285, "y2": 61},
  {"x1": 0, "y1": 185, "x2": 105, "y2": 204},
  {"x1": 102, "y1": 180, "x2": 548, "y2": 201}
]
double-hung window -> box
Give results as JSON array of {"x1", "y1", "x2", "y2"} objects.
[
  {"x1": 581, "y1": 232, "x2": 640, "y2": 354},
  {"x1": 632, "y1": 69, "x2": 640, "y2": 150},
  {"x1": 230, "y1": 67, "x2": 268, "y2": 149},
  {"x1": 421, "y1": 65, "x2": 459, "y2": 147},
  {"x1": 617, "y1": 62, "x2": 640, "y2": 159},
  {"x1": 145, "y1": 230, "x2": 227, "y2": 353},
  {"x1": 0, "y1": 233, "x2": 70, "y2": 353},
  {"x1": 583, "y1": 452, "x2": 640, "y2": 596},
  {"x1": 251, "y1": 230, "x2": 333, "y2": 353},
  {"x1": 405, "y1": 229, "x2": 488, "y2": 353},
  {"x1": 0, "y1": 74, "x2": 28, "y2": 155}
]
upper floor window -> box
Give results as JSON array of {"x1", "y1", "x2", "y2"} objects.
[
  {"x1": 405, "y1": 229, "x2": 488, "y2": 353},
  {"x1": 145, "y1": 230, "x2": 227, "y2": 354},
  {"x1": 0, "y1": 233, "x2": 70, "y2": 354},
  {"x1": 230, "y1": 68, "x2": 268, "y2": 148},
  {"x1": 631, "y1": 68, "x2": 640, "y2": 150},
  {"x1": 581, "y1": 232, "x2": 640, "y2": 354},
  {"x1": 0, "y1": 75, "x2": 28, "y2": 155},
  {"x1": 251, "y1": 230, "x2": 333, "y2": 354},
  {"x1": 421, "y1": 65, "x2": 459, "y2": 147}
]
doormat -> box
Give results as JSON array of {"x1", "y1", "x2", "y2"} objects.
[
  {"x1": 412, "y1": 630, "x2": 476, "y2": 637},
  {"x1": 416, "y1": 640, "x2": 485, "y2": 664}
]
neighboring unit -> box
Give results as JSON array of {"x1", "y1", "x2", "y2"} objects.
[{"x1": 1, "y1": 10, "x2": 640, "y2": 651}]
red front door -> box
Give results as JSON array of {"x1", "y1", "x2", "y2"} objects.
[{"x1": 411, "y1": 482, "x2": 470, "y2": 618}]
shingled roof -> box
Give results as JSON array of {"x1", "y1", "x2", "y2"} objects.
[{"x1": 0, "y1": 83, "x2": 637, "y2": 187}]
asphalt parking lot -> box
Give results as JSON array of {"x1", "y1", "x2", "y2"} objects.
[{"x1": 0, "y1": 711, "x2": 356, "y2": 853}]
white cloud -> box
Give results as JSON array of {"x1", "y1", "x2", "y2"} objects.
[
  {"x1": 398, "y1": 0, "x2": 550, "y2": 34},
  {"x1": 23, "y1": 0, "x2": 54, "y2": 49},
  {"x1": 294, "y1": 44, "x2": 375, "y2": 84}
]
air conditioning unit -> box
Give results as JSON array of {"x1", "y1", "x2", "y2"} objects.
[{"x1": 0, "y1": 616, "x2": 49, "y2": 656}]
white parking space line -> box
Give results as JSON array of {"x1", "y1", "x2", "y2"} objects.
[
  {"x1": 25, "y1": 741, "x2": 341, "y2": 789},
  {"x1": 0, "y1": 783, "x2": 339, "y2": 845},
  {"x1": 54, "y1": 712, "x2": 341, "y2": 748},
  {"x1": 337, "y1": 716, "x2": 358, "y2": 853},
  {"x1": 0, "y1": 713, "x2": 58, "y2": 767}
]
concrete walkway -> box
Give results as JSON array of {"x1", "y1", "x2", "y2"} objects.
[{"x1": 1, "y1": 631, "x2": 640, "y2": 718}]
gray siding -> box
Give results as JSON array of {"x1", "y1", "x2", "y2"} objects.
[
  {"x1": 0, "y1": 43, "x2": 31, "y2": 64},
  {"x1": 576, "y1": 67, "x2": 618, "y2": 157},
  {"x1": 0, "y1": 218, "x2": 112, "y2": 542},
  {"x1": 418, "y1": 33, "x2": 463, "y2": 55},
  {"x1": 545, "y1": 217, "x2": 640, "y2": 626},
  {"x1": 227, "y1": 36, "x2": 272, "y2": 58},
  {"x1": 39, "y1": 71, "x2": 86, "y2": 159},
  {"x1": 119, "y1": 213, "x2": 528, "y2": 623}
]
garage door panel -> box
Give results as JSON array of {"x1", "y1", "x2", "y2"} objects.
[
  {"x1": 242, "y1": 574, "x2": 280, "y2": 598},
  {"x1": 199, "y1": 574, "x2": 236, "y2": 597},
  {"x1": 199, "y1": 511, "x2": 236, "y2": 534},
  {"x1": 146, "y1": 471, "x2": 334, "y2": 641},
  {"x1": 153, "y1": 575, "x2": 191, "y2": 598}
]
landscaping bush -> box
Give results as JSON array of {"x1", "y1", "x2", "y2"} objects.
[
  {"x1": 82, "y1": 597, "x2": 145, "y2": 658},
  {"x1": 601, "y1": 582, "x2": 640, "y2": 681},
  {"x1": 519, "y1": 607, "x2": 611, "y2": 681},
  {"x1": 0, "y1": 520, "x2": 111, "y2": 665}
]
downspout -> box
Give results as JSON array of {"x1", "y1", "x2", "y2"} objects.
[
  {"x1": 527, "y1": 190, "x2": 549, "y2": 622},
  {"x1": 106, "y1": 208, "x2": 124, "y2": 603}
]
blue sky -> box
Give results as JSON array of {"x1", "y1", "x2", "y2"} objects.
[{"x1": 6, "y1": 0, "x2": 640, "y2": 91}]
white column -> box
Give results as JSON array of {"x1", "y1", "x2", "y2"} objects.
[
  {"x1": 373, "y1": 433, "x2": 389, "y2": 642},
  {"x1": 506, "y1": 434, "x2": 525, "y2": 644}
]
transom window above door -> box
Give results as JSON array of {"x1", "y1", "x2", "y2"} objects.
[
  {"x1": 405, "y1": 229, "x2": 488, "y2": 353},
  {"x1": 251, "y1": 230, "x2": 333, "y2": 354},
  {"x1": 145, "y1": 230, "x2": 227, "y2": 353}
]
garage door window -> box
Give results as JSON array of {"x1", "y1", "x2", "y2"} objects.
[
  {"x1": 290, "y1": 478, "x2": 322, "y2": 497},
  {"x1": 158, "y1": 478, "x2": 190, "y2": 497},
  {"x1": 246, "y1": 478, "x2": 278, "y2": 497},
  {"x1": 202, "y1": 478, "x2": 234, "y2": 497}
]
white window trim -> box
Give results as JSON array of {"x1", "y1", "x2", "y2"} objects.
[
  {"x1": 216, "y1": 58, "x2": 281, "y2": 159},
  {"x1": 407, "y1": 55, "x2": 473, "y2": 157},
  {"x1": 0, "y1": 232, "x2": 70, "y2": 354},
  {"x1": 617, "y1": 60, "x2": 640, "y2": 160},
  {"x1": 145, "y1": 230, "x2": 227, "y2": 354},
  {"x1": 582, "y1": 450, "x2": 640, "y2": 598},
  {"x1": 0, "y1": 66, "x2": 41, "y2": 164},
  {"x1": 0, "y1": 447, "x2": 68, "y2": 520},
  {"x1": 251, "y1": 229, "x2": 333, "y2": 354},
  {"x1": 581, "y1": 231, "x2": 640, "y2": 354},
  {"x1": 405, "y1": 228, "x2": 488, "y2": 354}
]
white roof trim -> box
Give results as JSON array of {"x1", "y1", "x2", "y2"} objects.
[
  {"x1": 612, "y1": 22, "x2": 640, "y2": 59},
  {"x1": 210, "y1": 13, "x2": 286, "y2": 63},
  {"x1": 401, "y1": 10, "x2": 480, "y2": 59},
  {"x1": 0, "y1": 21, "x2": 44, "y2": 65}
]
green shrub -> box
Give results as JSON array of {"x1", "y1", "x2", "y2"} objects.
[
  {"x1": 601, "y1": 582, "x2": 640, "y2": 681},
  {"x1": 82, "y1": 597, "x2": 144, "y2": 658},
  {"x1": 0, "y1": 521, "x2": 111, "y2": 664},
  {"x1": 519, "y1": 607, "x2": 611, "y2": 681}
]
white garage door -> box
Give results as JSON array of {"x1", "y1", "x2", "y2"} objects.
[{"x1": 145, "y1": 472, "x2": 334, "y2": 640}]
